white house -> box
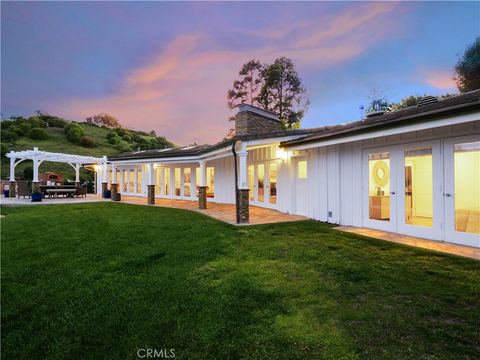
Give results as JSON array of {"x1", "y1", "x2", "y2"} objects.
[{"x1": 101, "y1": 90, "x2": 480, "y2": 248}]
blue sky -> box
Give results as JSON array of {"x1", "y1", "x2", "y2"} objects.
[{"x1": 2, "y1": 1, "x2": 479, "y2": 144}]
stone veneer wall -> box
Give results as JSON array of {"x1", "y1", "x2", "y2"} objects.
[
  {"x1": 198, "y1": 186, "x2": 207, "y2": 209},
  {"x1": 101, "y1": 182, "x2": 108, "y2": 198},
  {"x1": 9, "y1": 181, "x2": 16, "y2": 197},
  {"x1": 235, "y1": 111, "x2": 283, "y2": 136},
  {"x1": 147, "y1": 185, "x2": 155, "y2": 205},
  {"x1": 111, "y1": 183, "x2": 119, "y2": 201},
  {"x1": 236, "y1": 189, "x2": 249, "y2": 223}
]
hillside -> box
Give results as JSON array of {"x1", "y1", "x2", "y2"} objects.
[{"x1": 1, "y1": 115, "x2": 175, "y2": 180}]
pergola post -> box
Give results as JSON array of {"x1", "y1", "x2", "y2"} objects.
[
  {"x1": 111, "y1": 163, "x2": 120, "y2": 201},
  {"x1": 197, "y1": 160, "x2": 207, "y2": 209},
  {"x1": 236, "y1": 142, "x2": 249, "y2": 224},
  {"x1": 32, "y1": 147, "x2": 40, "y2": 187},
  {"x1": 101, "y1": 156, "x2": 108, "y2": 198},
  {"x1": 75, "y1": 163, "x2": 81, "y2": 187},
  {"x1": 9, "y1": 152, "x2": 16, "y2": 197},
  {"x1": 146, "y1": 163, "x2": 155, "y2": 205}
]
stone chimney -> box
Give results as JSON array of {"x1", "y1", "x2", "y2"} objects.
[{"x1": 235, "y1": 104, "x2": 283, "y2": 136}]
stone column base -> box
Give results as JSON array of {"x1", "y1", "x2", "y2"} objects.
[
  {"x1": 147, "y1": 185, "x2": 155, "y2": 205},
  {"x1": 111, "y1": 183, "x2": 120, "y2": 201},
  {"x1": 198, "y1": 186, "x2": 207, "y2": 209},
  {"x1": 9, "y1": 181, "x2": 16, "y2": 197},
  {"x1": 236, "y1": 189, "x2": 249, "y2": 224},
  {"x1": 101, "y1": 182, "x2": 108, "y2": 198}
]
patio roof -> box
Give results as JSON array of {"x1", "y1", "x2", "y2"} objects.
[{"x1": 6, "y1": 147, "x2": 107, "y2": 183}]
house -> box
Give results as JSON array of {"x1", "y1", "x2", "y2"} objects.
[{"x1": 100, "y1": 90, "x2": 480, "y2": 248}]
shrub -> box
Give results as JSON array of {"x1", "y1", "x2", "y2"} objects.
[
  {"x1": 64, "y1": 124, "x2": 84, "y2": 143},
  {"x1": 79, "y1": 135, "x2": 96, "y2": 147},
  {"x1": 108, "y1": 134, "x2": 120, "y2": 145},
  {"x1": 23, "y1": 166, "x2": 33, "y2": 181},
  {"x1": 122, "y1": 134, "x2": 132, "y2": 142},
  {"x1": 116, "y1": 143, "x2": 132, "y2": 152},
  {"x1": 28, "y1": 116, "x2": 47, "y2": 128},
  {"x1": 29, "y1": 127, "x2": 49, "y2": 140},
  {"x1": 1, "y1": 120, "x2": 12, "y2": 130},
  {"x1": 1, "y1": 130, "x2": 18, "y2": 143},
  {"x1": 44, "y1": 117, "x2": 67, "y2": 128},
  {"x1": 19, "y1": 122, "x2": 32, "y2": 133},
  {"x1": 9, "y1": 125, "x2": 23, "y2": 137},
  {"x1": 1, "y1": 143, "x2": 9, "y2": 156},
  {"x1": 114, "y1": 128, "x2": 127, "y2": 137}
]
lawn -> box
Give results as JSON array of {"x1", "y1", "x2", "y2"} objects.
[{"x1": 1, "y1": 203, "x2": 479, "y2": 359}]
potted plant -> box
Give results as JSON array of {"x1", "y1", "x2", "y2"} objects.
[{"x1": 31, "y1": 184, "x2": 43, "y2": 202}]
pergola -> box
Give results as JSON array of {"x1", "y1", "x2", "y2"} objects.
[{"x1": 6, "y1": 147, "x2": 107, "y2": 183}]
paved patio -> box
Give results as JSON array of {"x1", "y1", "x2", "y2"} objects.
[
  {"x1": 120, "y1": 195, "x2": 308, "y2": 225},
  {"x1": 336, "y1": 226, "x2": 480, "y2": 261},
  {"x1": 1, "y1": 194, "x2": 107, "y2": 206}
]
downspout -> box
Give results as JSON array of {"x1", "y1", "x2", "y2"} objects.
[{"x1": 231, "y1": 139, "x2": 239, "y2": 224}]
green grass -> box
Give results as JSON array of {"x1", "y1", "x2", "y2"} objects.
[{"x1": 1, "y1": 203, "x2": 479, "y2": 359}]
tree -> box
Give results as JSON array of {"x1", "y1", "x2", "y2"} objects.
[
  {"x1": 455, "y1": 37, "x2": 480, "y2": 93},
  {"x1": 258, "y1": 57, "x2": 309, "y2": 129},
  {"x1": 85, "y1": 113, "x2": 121, "y2": 128},
  {"x1": 227, "y1": 60, "x2": 264, "y2": 109}
]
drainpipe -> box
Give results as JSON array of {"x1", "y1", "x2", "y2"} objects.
[{"x1": 231, "y1": 139, "x2": 239, "y2": 224}]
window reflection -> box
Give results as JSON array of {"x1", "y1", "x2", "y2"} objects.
[{"x1": 368, "y1": 152, "x2": 390, "y2": 221}]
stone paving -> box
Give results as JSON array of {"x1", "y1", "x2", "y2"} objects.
[{"x1": 336, "y1": 226, "x2": 480, "y2": 261}]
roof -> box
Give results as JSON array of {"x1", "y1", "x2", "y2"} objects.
[
  {"x1": 108, "y1": 139, "x2": 234, "y2": 161},
  {"x1": 281, "y1": 89, "x2": 480, "y2": 148}
]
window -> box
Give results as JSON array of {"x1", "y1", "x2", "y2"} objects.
[
  {"x1": 297, "y1": 160, "x2": 307, "y2": 179},
  {"x1": 136, "y1": 171, "x2": 142, "y2": 193},
  {"x1": 174, "y1": 168, "x2": 181, "y2": 196},
  {"x1": 129, "y1": 170, "x2": 135, "y2": 193},
  {"x1": 184, "y1": 168, "x2": 191, "y2": 197},
  {"x1": 155, "y1": 168, "x2": 161, "y2": 195},
  {"x1": 206, "y1": 167, "x2": 215, "y2": 198},
  {"x1": 164, "y1": 168, "x2": 170, "y2": 196},
  {"x1": 368, "y1": 152, "x2": 390, "y2": 221},
  {"x1": 454, "y1": 141, "x2": 480, "y2": 234}
]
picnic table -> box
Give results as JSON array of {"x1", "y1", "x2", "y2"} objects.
[{"x1": 45, "y1": 188, "x2": 77, "y2": 198}]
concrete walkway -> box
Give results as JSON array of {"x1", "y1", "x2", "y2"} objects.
[
  {"x1": 336, "y1": 226, "x2": 480, "y2": 261},
  {"x1": 120, "y1": 195, "x2": 308, "y2": 225}
]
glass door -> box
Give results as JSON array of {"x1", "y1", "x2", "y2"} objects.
[
  {"x1": 268, "y1": 162, "x2": 278, "y2": 207},
  {"x1": 183, "y1": 168, "x2": 191, "y2": 198},
  {"x1": 444, "y1": 137, "x2": 480, "y2": 247},
  {"x1": 397, "y1": 141, "x2": 442, "y2": 240},
  {"x1": 363, "y1": 148, "x2": 397, "y2": 232}
]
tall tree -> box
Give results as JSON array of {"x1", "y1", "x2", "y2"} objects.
[
  {"x1": 455, "y1": 37, "x2": 480, "y2": 93},
  {"x1": 258, "y1": 57, "x2": 309, "y2": 129},
  {"x1": 227, "y1": 60, "x2": 264, "y2": 109}
]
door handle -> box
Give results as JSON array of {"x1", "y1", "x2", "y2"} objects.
[
  {"x1": 390, "y1": 191, "x2": 396, "y2": 195},
  {"x1": 445, "y1": 193, "x2": 452, "y2": 197}
]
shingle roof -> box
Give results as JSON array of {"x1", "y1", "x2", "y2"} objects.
[{"x1": 281, "y1": 89, "x2": 480, "y2": 148}]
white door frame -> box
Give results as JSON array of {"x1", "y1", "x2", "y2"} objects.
[
  {"x1": 443, "y1": 134, "x2": 480, "y2": 247},
  {"x1": 249, "y1": 160, "x2": 278, "y2": 209}
]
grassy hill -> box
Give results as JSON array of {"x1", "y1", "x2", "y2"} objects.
[{"x1": 1, "y1": 115, "x2": 175, "y2": 181}]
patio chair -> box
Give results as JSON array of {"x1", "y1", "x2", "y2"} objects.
[
  {"x1": 76, "y1": 185, "x2": 87, "y2": 197},
  {"x1": 17, "y1": 181, "x2": 31, "y2": 199}
]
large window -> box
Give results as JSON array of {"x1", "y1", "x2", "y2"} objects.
[
  {"x1": 405, "y1": 147, "x2": 433, "y2": 227},
  {"x1": 184, "y1": 168, "x2": 191, "y2": 197},
  {"x1": 136, "y1": 171, "x2": 142, "y2": 193},
  {"x1": 155, "y1": 168, "x2": 161, "y2": 195},
  {"x1": 122, "y1": 170, "x2": 127, "y2": 192},
  {"x1": 248, "y1": 165, "x2": 254, "y2": 201},
  {"x1": 206, "y1": 167, "x2": 215, "y2": 198},
  {"x1": 257, "y1": 164, "x2": 265, "y2": 202},
  {"x1": 129, "y1": 170, "x2": 135, "y2": 193},
  {"x1": 454, "y1": 141, "x2": 480, "y2": 234},
  {"x1": 269, "y1": 162, "x2": 278, "y2": 204},
  {"x1": 368, "y1": 152, "x2": 390, "y2": 221},
  {"x1": 174, "y1": 168, "x2": 181, "y2": 196},
  {"x1": 164, "y1": 168, "x2": 170, "y2": 196}
]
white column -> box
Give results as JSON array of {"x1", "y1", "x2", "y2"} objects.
[
  {"x1": 101, "y1": 156, "x2": 108, "y2": 183},
  {"x1": 9, "y1": 153, "x2": 16, "y2": 181},
  {"x1": 75, "y1": 163, "x2": 81, "y2": 183},
  {"x1": 111, "y1": 163, "x2": 117, "y2": 183},
  {"x1": 198, "y1": 160, "x2": 206, "y2": 187},
  {"x1": 237, "y1": 142, "x2": 248, "y2": 189},
  {"x1": 147, "y1": 163, "x2": 155, "y2": 185},
  {"x1": 33, "y1": 157, "x2": 39, "y2": 183}
]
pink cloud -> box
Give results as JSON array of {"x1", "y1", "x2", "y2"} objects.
[
  {"x1": 51, "y1": 2, "x2": 404, "y2": 145},
  {"x1": 423, "y1": 70, "x2": 456, "y2": 89}
]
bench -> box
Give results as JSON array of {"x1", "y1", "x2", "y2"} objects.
[{"x1": 46, "y1": 189, "x2": 77, "y2": 198}]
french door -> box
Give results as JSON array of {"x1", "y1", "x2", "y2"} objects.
[
  {"x1": 248, "y1": 161, "x2": 279, "y2": 209},
  {"x1": 363, "y1": 141, "x2": 442, "y2": 239},
  {"x1": 444, "y1": 136, "x2": 480, "y2": 247}
]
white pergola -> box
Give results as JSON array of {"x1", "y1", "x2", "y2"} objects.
[{"x1": 6, "y1": 147, "x2": 107, "y2": 183}]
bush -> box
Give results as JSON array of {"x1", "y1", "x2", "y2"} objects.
[
  {"x1": 28, "y1": 116, "x2": 47, "y2": 128},
  {"x1": 23, "y1": 166, "x2": 33, "y2": 181},
  {"x1": 1, "y1": 143, "x2": 9, "y2": 156},
  {"x1": 108, "y1": 134, "x2": 120, "y2": 145},
  {"x1": 122, "y1": 134, "x2": 132, "y2": 142},
  {"x1": 116, "y1": 143, "x2": 132, "y2": 153},
  {"x1": 114, "y1": 128, "x2": 127, "y2": 137},
  {"x1": 64, "y1": 124, "x2": 84, "y2": 143},
  {"x1": 44, "y1": 116, "x2": 67, "y2": 128},
  {"x1": 79, "y1": 135, "x2": 96, "y2": 147},
  {"x1": 9, "y1": 125, "x2": 23, "y2": 137},
  {"x1": 1, "y1": 120, "x2": 12, "y2": 130},
  {"x1": 1, "y1": 130, "x2": 18, "y2": 143},
  {"x1": 29, "y1": 127, "x2": 49, "y2": 140},
  {"x1": 19, "y1": 122, "x2": 32, "y2": 133}
]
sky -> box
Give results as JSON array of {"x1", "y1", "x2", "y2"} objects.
[{"x1": 1, "y1": 1, "x2": 479, "y2": 145}]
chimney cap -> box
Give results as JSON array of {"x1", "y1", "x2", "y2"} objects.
[{"x1": 237, "y1": 104, "x2": 280, "y2": 121}]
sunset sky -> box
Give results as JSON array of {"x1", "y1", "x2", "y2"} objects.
[{"x1": 2, "y1": 1, "x2": 478, "y2": 145}]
